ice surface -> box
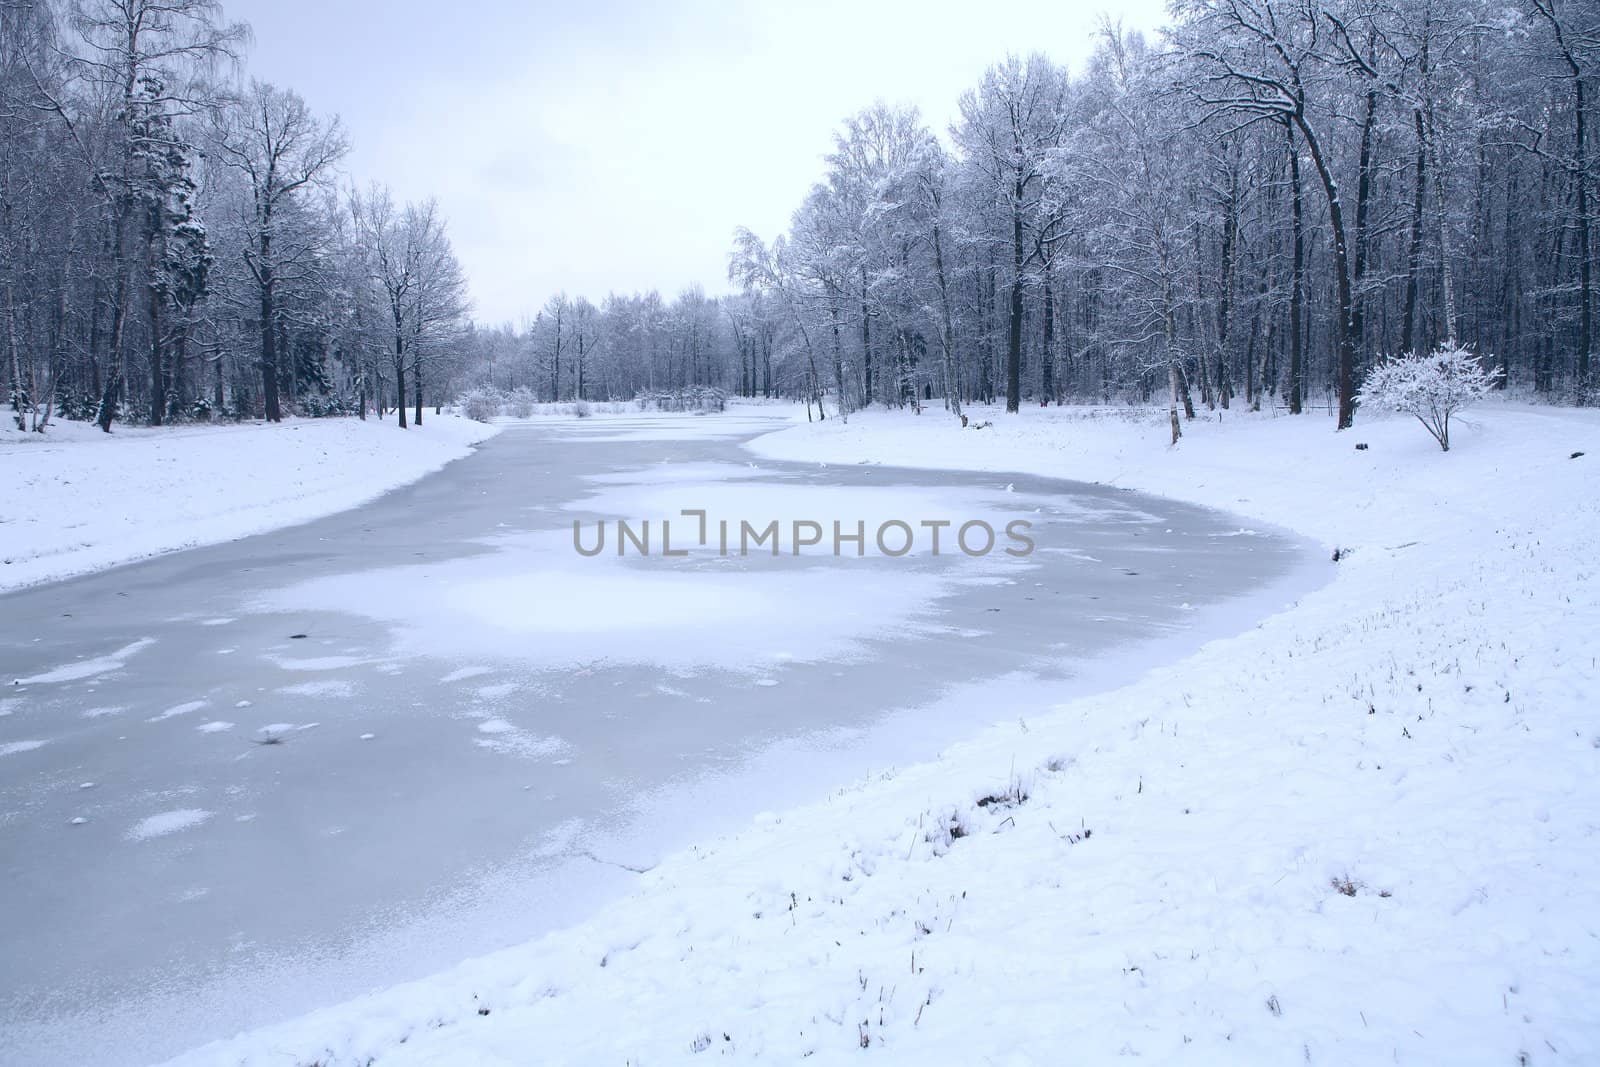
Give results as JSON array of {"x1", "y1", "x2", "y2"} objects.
[{"x1": 0, "y1": 413, "x2": 1317, "y2": 1067}]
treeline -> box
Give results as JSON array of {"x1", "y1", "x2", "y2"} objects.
[
  {"x1": 1, "y1": 0, "x2": 470, "y2": 433},
  {"x1": 459, "y1": 0, "x2": 1599, "y2": 432},
  {"x1": 464, "y1": 287, "x2": 762, "y2": 405}
]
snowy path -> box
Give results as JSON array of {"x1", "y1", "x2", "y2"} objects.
[{"x1": 0, "y1": 411, "x2": 1317, "y2": 1066}]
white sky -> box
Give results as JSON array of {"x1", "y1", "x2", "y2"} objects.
[{"x1": 221, "y1": 0, "x2": 1167, "y2": 325}]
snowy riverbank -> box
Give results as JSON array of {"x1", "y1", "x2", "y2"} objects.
[
  {"x1": 165, "y1": 400, "x2": 1598, "y2": 1065},
  {"x1": 0, "y1": 415, "x2": 500, "y2": 594}
]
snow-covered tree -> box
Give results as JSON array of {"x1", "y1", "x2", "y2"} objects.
[
  {"x1": 210, "y1": 81, "x2": 348, "y2": 423},
  {"x1": 1355, "y1": 344, "x2": 1501, "y2": 451}
]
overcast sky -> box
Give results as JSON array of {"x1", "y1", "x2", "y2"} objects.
[{"x1": 221, "y1": 0, "x2": 1167, "y2": 325}]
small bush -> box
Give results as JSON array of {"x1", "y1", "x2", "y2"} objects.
[
  {"x1": 461, "y1": 388, "x2": 501, "y2": 423},
  {"x1": 1355, "y1": 344, "x2": 1500, "y2": 451},
  {"x1": 506, "y1": 387, "x2": 536, "y2": 419}
]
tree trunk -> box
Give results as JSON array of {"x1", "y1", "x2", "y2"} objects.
[
  {"x1": 1041, "y1": 266, "x2": 1055, "y2": 403},
  {"x1": 393, "y1": 332, "x2": 407, "y2": 428},
  {"x1": 97, "y1": 213, "x2": 131, "y2": 433},
  {"x1": 828, "y1": 302, "x2": 848, "y2": 423},
  {"x1": 260, "y1": 259, "x2": 281, "y2": 422},
  {"x1": 1217, "y1": 171, "x2": 1237, "y2": 409},
  {"x1": 860, "y1": 266, "x2": 873, "y2": 407},
  {"x1": 148, "y1": 245, "x2": 165, "y2": 426},
  {"x1": 931, "y1": 216, "x2": 962, "y2": 422},
  {"x1": 6, "y1": 297, "x2": 23, "y2": 431},
  {"x1": 1577, "y1": 74, "x2": 1592, "y2": 388},
  {"x1": 1295, "y1": 112, "x2": 1356, "y2": 427},
  {"x1": 1288, "y1": 122, "x2": 1305, "y2": 415},
  {"x1": 1402, "y1": 107, "x2": 1428, "y2": 355},
  {"x1": 1006, "y1": 177, "x2": 1024, "y2": 413},
  {"x1": 1349, "y1": 87, "x2": 1378, "y2": 364}
]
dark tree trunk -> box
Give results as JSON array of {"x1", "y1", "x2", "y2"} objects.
[
  {"x1": 260, "y1": 259, "x2": 280, "y2": 422},
  {"x1": 97, "y1": 211, "x2": 131, "y2": 433},
  {"x1": 1006, "y1": 177, "x2": 1024, "y2": 413},
  {"x1": 1295, "y1": 111, "x2": 1356, "y2": 427},
  {"x1": 1349, "y1": 87, "x2": 1378, "y2": 363},
  {"x1": 148, "y1": 241, "x2": 165, "y2": 425},
  {"x1": 1041, "y1": 267, "x2": 1055, "y2": 403},
  {"x1": 1217, "y1": 170, "x2": 1237, "y2": 409},
  {"x1": 860, "y1": 266, "x2": 873, "y2": 406},
  {"x1": 1402, "y1": 107, "x2": 1428, "y2": 356},
  {"x1": 1288, "y1": 122, "x2": 1305, "y2": 416},
  {"x1": 393, "y1": 327, "x2": 407, "y2": 428},
  {"x1": 1577, "y1": 76, "x2": 1592, "y2": 389}
]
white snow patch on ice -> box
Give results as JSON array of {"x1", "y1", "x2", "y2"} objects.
[
  {"x1": 146, "y1": 700, "x2": 207, "y2": 723},
  {"x1": 0, "y1": 740, "x2": 47, "y2": 757},
  {"x1": 80, "y1": 705, "x2": 125, "y2": 719},
  {"x1": 126, "y1": 809, "x2": 211, "y2": 841},
  {"x1": 582, "y1": 461, "x2": 775, "y2": 485},
  {"x1": 15, "y1": 637, "x2": 155, "y2": 684},
  {"x1": 268, "y1": 654, "x2": 371, "y2": 672},
  {"x1": 195, "y1": 721, "x2": 234, "y2": 733},
  {"x1": 474, "y1": 732, "x2": 570, "y2": 760},
  {"x1": 439, "y1": 666, "x2": 493, "y2": 684},
  {"x1": 277, "y1": 680, "x2": 354, "y2": 699},
  {"x1": 257, "y1": 519, "x2": 1015, "y2": 674}
]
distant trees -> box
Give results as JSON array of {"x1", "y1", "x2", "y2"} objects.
[
  {"x1": 955, "y1": 54, "x2": 1070, "y2": 415},
  {"x1": 0, "y1": 0, "x2": 470, "y2": 432},
  {"x1": 352, "y1": 190, "x2": 468, "y2": 428},
  {"x1": 10, "y1": 0, "x2": 1596, "y2": 430},
  {"x1": 587, "y1": 0, "x2": 1593, "y2": 429}
]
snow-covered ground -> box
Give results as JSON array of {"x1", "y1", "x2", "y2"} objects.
[
  {"x1": 152, "y1": 400, "x2": 1598, "y2": 1064},
  {"x1": 0, "y1": 415, "x2": 499, "y2": 593}
]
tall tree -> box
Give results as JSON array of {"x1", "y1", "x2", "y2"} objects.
[{"x1": 211, "y1": 81, "x2": 346, "y2": 422}]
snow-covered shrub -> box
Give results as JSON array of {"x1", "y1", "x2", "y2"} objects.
[
  {"x1": 1355, "y1": 344, "x2": 1501, "y2": 452},
  {"x1": 569, "y1": 399, "x2": 592, "y2": 418},
  {"x1": 460, "y1": 388, "x2": 501, "y2": 423},
  {"x1": 506, "y1": 387, "x2": 536, "y2": 419},
  {"x1": 297, "y1": 394, "x2": 359, "y2": 418}
]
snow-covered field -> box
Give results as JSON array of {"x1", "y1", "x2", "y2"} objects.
[
  {"x1": 157, "y1": 399, "x2": 1599, "y2": 1066},
  {"x1": 0, "y1": 415, "x2": 499, "y2": 593}
]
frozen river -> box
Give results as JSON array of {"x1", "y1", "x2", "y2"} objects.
[{"x1": 0, "y1": 412, "x2": 1321, "y2": 1065}]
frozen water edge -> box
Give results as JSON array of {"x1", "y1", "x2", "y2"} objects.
[
  {"x1": 149, "y1": 401, "x2": 1600, "y2": 1067},
  {"x1": 0, "y1": 410, "x2": 1324, "y2": 1066}
]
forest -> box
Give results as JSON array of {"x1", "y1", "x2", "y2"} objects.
[
  {"x1": 1, "y1": 0, "x2": 469, "y2": 432},
  {"x1": 465, "y1": 0, "x2": 1600, "y2": 432},
  {"x1": 3, "y1": 0, "x2": 1598, "y2": 433}
]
